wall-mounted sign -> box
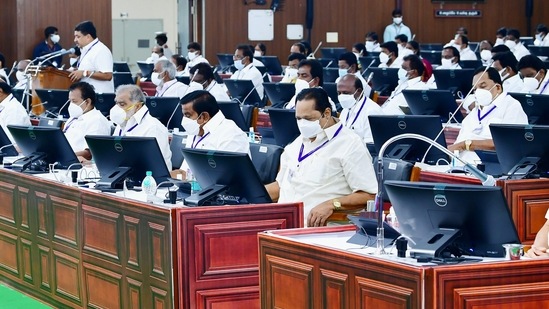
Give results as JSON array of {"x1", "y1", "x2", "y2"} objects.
[{"x1": 434, "y1": 10, "x2": 482, "y2": 18}]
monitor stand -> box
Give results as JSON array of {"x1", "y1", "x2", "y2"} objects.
[
  {"x1": 12, "y1": 152, "x2": 47, "y2": 172},
  {"x1": 408, "y1": 228, "x2": 462, "y2": 258},
  {"x1": 184, "y1": 184, "x2": 228, "y2": 206},
  {"x1": 387, "y1": 144, "x2": 412, "y2": 160},
  {"x1": 96, "y1": 166, "x2": 132, "y2": 189},
  {"x1": 505, "y1": 157, "x2": 540, "y2": 180}
]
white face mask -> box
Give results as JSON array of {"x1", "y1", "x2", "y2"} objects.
[
  {"x1": 15, "y1": 71, "x2": 25, "y2": 82},
  {"x1": 181, "y1": 114, "x2": 202, "y2": 136},
  {"x1": 50, "y1": 34, "x2": 60, "y2": 44},
  {"x1": 400, "y1": 48, "x2": 414, "y2": 57},
  {"x1": 393, "y1": 17, "x2": 403, "y2": 25},
  {"x1": 379, "y1": 52, "x2": 390, "y2": 64},
  {"x1": 188, "y1": 51, "x2": 198, "y2": 61},
  {"x1": 480, "y1": 50, "x2": 492, "y2": 62},
  {"x1": 294, "y1": 78, "x2": 312, "y2": 94},
  {"x1": 234, "y1": 59, "x2": 245, "y2": 70},
  {"x1": 151, "y1": 72, "x2": 163, "y2": 86},
  {"x1": 297, "y1": 118, "x2": 323, "y2": 138},
  {"x1": 150, "y1": 53, "x2": 159, "y2": 61},
  {"x1": 494, "y1": 38, "x2": 505, "y2": 46},
  {"x1": 523, "y1": 72, "x2": 541, "y2": 92},
  {"x1": 535, "y1": 34, "x2": 543, "y2": 42},
  {"x1": 365, "y1": 41, "x2": 376, "y2": 51},
  {"x1": 440, "y1": 58, "x2": 454, "y2": 68},
  {"x1": 338, "y1": 68, "x2": 350, "y2": 78},
  {"x1": 398, "y1": 68, "x2": 408, "y2": 81},
  {"x1": 475, "y1": 85, "x2": 496, "y2": 107},
  {"x1": 338, "y1": 90, "x2": 358, "y2": 109},
  {"x1": 499, "y1": 68, "x2": 509, "y2": 81},
  {"x1": 109, "y1": 105, "x2": 127, "y2": 125},
  {"x1": 254, "y1": 50, "x2": 262, "y2": 57},
  {"x1": 285, "y1": 68, "x2": 298, "y2": 79},
  {"x1": 353, "y1": 52, "x2": 361, "y2": 60},
  {"x1": 68, "y1": 101, "x2": 86, "y2": 118},
  {"x1": 69, "y1": 58, "x2": 78, "y2": 66},
  {"x1": 504, "y1": 40, "x2": 517, "y2": 50}
]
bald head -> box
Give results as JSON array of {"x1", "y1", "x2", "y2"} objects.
[
  {"x1": 336, "y1": 74, "x2": 363, "y2": 100},
  {"x1": 17, "y1": 59, "x2": 30, "y2": 71}
]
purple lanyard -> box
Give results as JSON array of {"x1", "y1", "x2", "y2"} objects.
[
  {"x1": 117, "y1": 110, "x2": 149, "y2": 136},
  {"x1": 191, "y1": 132, "x2": 210, "y2": 149},
  {"x1": 298, "y1": 124, "x2": 343, "y2": 163},
  {"x1": 345, "y1": 96, "x2": 367, "y2": 127},
  {"x1": 77, "y1": 40, "x2": 99, "y2": 67},
  {"x1": 477, "y1": 105, "x2": 497, "y2": 123},
  {"x1": 157, "y1": 81, "x2": 178, "y2": 97},
  {"x1": 540, "y1": 79, "x2": 549, "y2": 94},
  {"x1": 63, "y1": 118, "x2": 77, "y2": 133}
]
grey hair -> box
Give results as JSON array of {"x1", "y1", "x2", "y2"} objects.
[
  {"x1": 156, "y1": 59, "x2": 176, "y2": 79},
  {"x1": 116, "y1": 84, "x2": 146, "y2": 103}
]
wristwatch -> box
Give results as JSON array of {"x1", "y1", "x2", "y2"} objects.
[
  {"x1": 333, "y1": 199, "x2": 342, "y2": 211},
  {"x1": 465, "y1": 140, "x2": 472, "y2": 151},
  {"x1": 83, "y1": 70, "x2": 88, "y2": 77}
]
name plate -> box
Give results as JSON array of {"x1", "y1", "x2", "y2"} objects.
[{"x1": 434, "y1": 9, "x2": 482, "y2": 18}]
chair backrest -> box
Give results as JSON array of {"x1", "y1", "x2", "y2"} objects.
[
  {"x1": 170, "y1": 133, "x2": 185, "y2": 169},
  {"x1": 249, "y1": 142, "x2": 283, "y2": 184},
  {"x1": 37, "y1": 117, "x2": 64, "y2": 128},
  {"x1": 113, "y1": 72, "x2": 134, "y2": 89},
  {"x1": 241, "y1": 105, "x2": 255, "y2": 131}
]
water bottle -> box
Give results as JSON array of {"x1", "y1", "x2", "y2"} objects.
[
  {"x1": 186, "y1": 168, "x2": 201, "y2": 193},
  {"x1": 248, "y1": 127, "x2": 256, "y2": 143},
  {"x1": 142, "y1": 171, "x2": 157, "y2": 202}
]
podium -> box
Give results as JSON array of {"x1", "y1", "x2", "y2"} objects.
[{"x1": 30, "y1": 67, "x2": 72, "y2": 115}]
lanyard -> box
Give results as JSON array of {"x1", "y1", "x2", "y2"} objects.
[
  {"x1": 77, "y1": 40, "x2": 99, "y2": 67},
  {"x1": 345, "y1": 96, "x2": 367, "y2": 127},
  {"x1": 540, "y1": 79, "x2": 549, "y2": 94},
  {"x1": 298, "y1": 124, "x2": 343, "y2": 163},
  {"x1": 157, "y1": 81, "x2": 178, "y2": 97},
  {"x1": 63, "y1": 118, "x2": 78, "y2": 133},
  {"x1": 118, "y1": 110, "x2": 149, "y2": 136},
  {"x1": 477, "y1": 105, "x2": 497, "y2": 123},
  {"x1": 191, "y1": 132, "x2": 210, "y2": 149}
]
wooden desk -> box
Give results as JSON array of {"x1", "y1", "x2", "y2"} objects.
[
  {"x1": 0, "y1": 168, "x2": 302, "y2": 308},
  {"x1": 259, "y1": 227, "x2": 549, "y2": 309}
]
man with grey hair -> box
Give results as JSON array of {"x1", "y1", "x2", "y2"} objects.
[
  {"x1": 153, "y1": 59, "x2": 189, "y2": 98},
  {"x1": 110, "y1": 84, "x2": 172, "y2": 170}
]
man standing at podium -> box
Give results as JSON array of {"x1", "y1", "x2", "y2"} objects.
[{"x1": 69, "y1": 20, "x2": 114, "y2": 93}]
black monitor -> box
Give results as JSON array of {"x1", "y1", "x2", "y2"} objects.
[
  {"x1": 459, "y1": 60, "x2": 482, "y2": 69},
  {"x1": 385, "y1": 180, "x2": 520, "y2": 258},
  {"x1": 317, "y1": 58, "x2": 338, "y2": 68},
  {"x1": 320, "y1": 47, "x2": 347, "y2": 59},
  {"x1": 322, "y1": 68, "x2": 339, "y2": 83},
  {"x1": 7, "y1": 125, "x2": 80, "y2": 172},
  {"x1": 490, "y1": 124, "x2": 549, "y2": 179},
  {"x1": 528, "y1": 46, "x2": 549, "y2": 57},
  {"x1": 369, "y1": 115, "x2": 448, "y2": 164},
  {"x1": 263, "y1": 82, "x2": 295, "y2": 108},
  {"x1": 420, "y1": 50, "x2": 442, "y2": 65},
  {"x1": 217, "y1": 101, "x2": 248, "y2": 132},
  {"x1": 255, "y1": 56, "x2": 283, "y2": 75},
  {"x1": 402, "y1": 89, "x2": 463, "y2": 123},
  {"x1": 433, "y1": 69, "x2": 475, "y2": 96},
  {"x1": 112, "y1": 72, "x2": 134, "y2": 89},
  {"x1": 322, "y1": 82, "x2": 339, "y2": 104},
  {"x1": 223, "y1": 79, "x2": 264, "y2": 107},
  {"x1": 94, "y1": 93, "x2": 116, "y2": 117},
  {"x1": 268, "y1": 108, "x2": 300, "y2": 147},
  {"x1": 85, "y1": 135, "x2": 171, "y2": 189},
  {"x1": 136, "y1": 61, "x2": 154, "y2": 79},
  {"x1": 0, "y1": 127, "x2": 17, "y2": 157},
  {"x1": 358, "y1": 56, "x2": 380, "y2": 73},
  {"x1": 113, "y1": 62, "x2": 131, "y2": 73},
  {"x1": 419, "y1": 43, "x2": 444, "y2": 51},
  {"x1": 11, "y1": 89, "x2": 24, "y2": 103},
  {"x1": 181, "y1": 148, "x2": 272, "y2": 206},
  {"x1": 508, "y1": 93, "x2": 549, "y2": 125},
  {"x1": 216, "y1": 53, "x2": 234, "y2": 69},
  {"x1": 145, "y1": 97, "x2": 183, "y2": 130},
  {"x1": 34, "y1": 89, "x2": 70, "y2": 118},
  {"x1": 175, "y1": 76, "x2": 191, "y2": 85},
  {"x1": 364, "y1": 68, "x2": 399, "y2": 96}
]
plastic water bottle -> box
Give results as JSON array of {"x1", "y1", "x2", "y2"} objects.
[
  {"x1": 186, "y1": 168, "x2": 201, "y2": 193},
  {"x1": 249, "y1": 127, "x2": 256, "y2": 143},
  {"x1": 142, "y1": 171, "x2": 157, "y2": 202}
]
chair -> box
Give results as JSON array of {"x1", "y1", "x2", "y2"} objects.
[
  {"x1": 37, "y1": 117, "x2": 64, "y2": 128},
  {"x1": 170, "y1": 133, "x2": 185, "y2": 169},
  {"x1": 113, "y1": 62, "x2": 131, "y2": 73},
  {"x1": 113, "y1": 72, "x2": 134, "y2": 89},
  {"x1": 249, "y1": 142, "x2": 283, "y2": 184},
  {"x1": 241, "y1": 104, "x2": 255, "y2": 130},
  {"x1": 323, "y1": 68, "x2": 339, "y2": 83}
]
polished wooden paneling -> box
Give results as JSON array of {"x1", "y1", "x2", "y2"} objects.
[
  {"x1": 267, "y1": 255, "x2": 314, "y2": 309},
  {"x1": 196, "y1": 286, "x2": 260, "y2": 309},
  {"x1": 453, "y1": 282, "x2": 549, "y2": 308}
]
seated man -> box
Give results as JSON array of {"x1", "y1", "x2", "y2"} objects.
[
  {"x1": 365, "y1": 32, "x2": 382, "y2": 52},
  {"x1": 153, "y1": 59, "x2": 189, "y2": 98},
  {"x1": 111, "y1": 84, "x2": 172, "y2": 170},
  {"x1": 526, "y1": 209, "x2": 549, "y2": 258},
  {"x1": 183, "y1": 42, "x2": 209, "y2": 76},
  {"x1": 337, "y1": 74, "x2": 383, "y2": 144},
  {"x1": 12, "y1": 60, "x2": 31, "y2": 90},
  {"x1": 517, "y1": 55, "x2": 549, "y2": 95},
  {"x1": 449, "y1": 67, "x2": 528, "y2": 163},
  {"x1": 382, "y1": 54, "x2": 428, "y2": 115},
  {"x1": 170, "y1": 54, "x2": 187, "y2": 77},
  {"x1": 505, "y1": 28, "x2": 530, "y2": 61},
  {"x1": 290, "y1": 43, "x2": 306, "y2": 55},
  {"x1": 146, "y1": 45, "x2": 167, "y2": 64},
  {"x1": 284, "y1": 59, "x2": 336, "y2": 111},
  {"x1": 335, "y1": 52, "x2": 371, "y2": 98},
  {"x1": 0, "y1": 82, "x2": 31, "y2": 143},
  {"x1": 394, "y1": 34, "x2": 413, "y2": 58},
  {"x1": 492, "y1": 52, "x2": 522, "y2": 93},
  {"x1": 64, "y1": 82, "x2": 111, "y2": 161},
  {"x1": 171, "y1": 90, "x2": 249, "y2": 178},
  {"x1": 230, "y1": 44, "x2": 264, "y2": 99},
  {"x1": 427, "y1": 46, "x2": 462, "y2": 88},
  {"x1": 189, "y1": 63, "x2": 230, "y2": 101},
  {"x1": 378, "y1": 41, "x2": 402, "y2": 68},
  {"x1": 266, "y1": 88, "x2": 377, "y2": 227},
  {"x1": 453, "y1": 34, "x2": 478, "y2": 61},
  {"x1": 281, "y1": 52, "x2": 306, "y2": 83}
]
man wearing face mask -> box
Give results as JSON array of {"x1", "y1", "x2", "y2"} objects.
[
  {"x1": 266, "y1": 88, "x2": 377, "y2": 227},
  {"x1": 63, "y1": 82, "x2": 111, "y2": 161},
  {"x1": 382, "y1": 54, "x2": 428, "y2": 115},
  {"x1": 32, "y1": 26, "x2": 63, "y2": 68},
  {"x1": 504, "y1": 29, "x2": 530, "y2": 61},
  {"x1": 170, "y1": 54, "x2": 187, "y2": 77},
  {"x1": 189, "y1": 63, "x2": 230, "y2": 101},
  {"x1": 453, "y1": 35, "x2": 477, "y2": 61},
  {"x1": 337, "y1": 74, "x2": 383, "y2": 144},
  {"x1": 378, "y1": 41, "x2": 402, "y2": 69},
  {"x1": 427, "y1": 46, "x2": 461, "y2": 88},
  {"x1": 479, "y1": 40, "x2": 494, "y2": 66},
  {"x1": 230, "y1": 44, "x2": 264, "y2": 99},
  {"x1": 449, "y1": 67, "x2": 527, "y2": 163},
  {"x1": 152, "y1": 60, "x2": 189, "y2": 99},
  {"x1": 281, "y1": 53, "x2": 306, "y2": 83},
  {"x1": 534, "y1": 24, "x2": 549, "y2": 47},
  {"x1": 494, "y1": 27, "x2": 507, "y2": 47},
  {"x1": 365, "y1": 32, "x2": 382, "y2": 52},
  {"x1": 183, "y1": 42, "x2": 209, "y2": 77},
  {"x1": 284, "y1": 59, "x2": 336, "y2": 110},
  {"x1": 335, "y1": 52, "x2": 371, "y2": 98},
  {"x1": 171, "y1": 90, "x2": 249, "y2": 178},
  {"x1": 517, "y1": 55, "x2": 549, "y2": 95},
  {"x1": 145, "y1": 46, "x2": 166, "y2": 64},
  {"x1": 395, "y1": 34, "x2": 413, "y2": 59},
  {"x1": 383, "y1": 9, "x2": 412, "y2": 43},
  {"x1": 12, "y1": 60, "x2": 31, "y2": 90},
  {"x1": 0, "y1": 82, "x2": 31, "y2": 143},
  {"x1": 111, "y1": 84, "x2": 172, "y2": 170},
  {"x1": 492, "y1": 52, "x2": 522, "y2": 94}
]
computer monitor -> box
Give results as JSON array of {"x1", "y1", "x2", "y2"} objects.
[
  {"x1": 317, "y1": 58, "x2": 338, "y2": 68},
  {"x1": 223, "y1": 79, "x2": 264, "y2": 107},
  {"x1": 7, "y1": 125, "x2": 80, "y2": 172},
  {"x1": 113, "y1": 62, "x2": 131, "y2": 73},
  {"x1": 402, "y1": 89, "x2": 463, "y2": 123},
  {"x1": 255, "y1": 56, "x2": 283, "y2": 75},
  {"x1": 34, "y1": 89, "x2": 70, "y2": 118},
  {"x1": 181, "y1": 148, "x2": 272, "y2": 206},
  {"x1": 85, "y1": 135, "x2": 171, "y2": 189},
  {"x1": 217, "y1": 101, "x2": 248, "y2": 132},
  {"x1": 508, "y1": 93, "x2": 549, "y2": 125},
  {"x1": 268, "y1": 108, "x2": 300, "y2": 147},
  {"x1": 369, "y1": 115, "x2": 448, "y2": 164},
  {"x1": 94, "y1": 93, "x2": 116, "y2": 117},
  {"x1": 322, "y1": 82, "x2": 340, "y2": 104},
  {"x1": 216, "y1": 53, "x2": 234, "y2": 70},
  {"x1": 459, "y1": 60, "x2": 482, "y2": 69},
  {"x1": 136, "y1": 61, "x2": 154, "y2": 79},
  {"x1": 364, "y1": 68, "x2": 399, "y2": 96},
  {"x1": 358, "y1": 56, "x2": 380, "y2": 73},
  {"x1": 490, "y1": 123, "x2": 549, "y2": 179},
  {"x1": 263, "y1": 82, "x2": 295, "y2": 108},
  {"x1": 145, "y1": 97, "x2": 183, "y2": 130},
  {"x1": 112, "y1": 72, "x2": 134, "y2": 89},
  {"x1": 0, "y1": 127, "x2": 17, "y2": 157},
  {"x1": 175, "y1": 76, "x2": 190, "y2": 85},
  {"x1": 419, "y1": 43, "x2": 444, "y2": 51},
  {"x1": 420, "y1": 50, "x2": 442, "y2": 65},
  {"x1": 432, "y1": 69, "x2": 475, "y2": 96},
  {"x1": 385, "y1": 180, "x2": 520, "y2": 258},
  {"x1": 320, "y1": 47, "x2": 347, "y2": 59},
  {"x1": 323, "y1": 68, "x2": 339, "y2": 83}
]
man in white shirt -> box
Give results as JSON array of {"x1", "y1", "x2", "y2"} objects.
[
  {"x1": 171, "y1": 54, "x2": 187, "y2": 77},
  {"x1": 449, "y1": 67, "x2": 528, "y2": 163},
  {"x1": 183, "y1": 42, "x2": 209, "y2": 76},
  {"x1": 0, "y1": 82, "x2": 31, "y2": 143},
  {"x1": 12, "y1": 60, "x2": 31, "y2": 90},
  {"x1": 505, "y1": 29, "x2": 530, "y2": 61},
  {"x1": 382, "y1": 54, "x2": 428, "y2": 115},
  {"x1": 383, "y1": 9, "x2": 412, "y2": 43},
  {"x1": 69, "y1": 20, "x2": 114, "y2": 93},
  {"x1": 111, "y1": 84, "x2": 172, "y2": 170},
  {"x1": 145, "y1": 45, "x2": 167, "y2": 64},
  {"x1": 454, "y1": 35, "x2": 478, "y2": 61},
  {"x1": 378, "y1": 41, "x2": 403, "y2": 69},
  {"x1": 428, "y1": 46, "x2": 462, "y2": 88},
  {"x1": 285, "y1": 59, "x2": 336, "y2": 111},
  {"x1": 171, "y1": 90, "x2": 249, "y2": 178},
  {"x1": 152, "y1": 60, "x2": 189, "y2": 99},
  {"x1": 365, "y1": 32, "x2": 382, "y2": 52},
  {"x1": 534, "y1": 24, "x2": 549, "y2": 47},
  {"x1": 64, "y1": 82, "x2": 111, "y2": 161},
  {"x1": 189, "y1": 63, "x2": 231, "y2": 101},
  {"x1": 492, "y1": 52, "x2": 522, "y2": 94},
  {"x1": 155, "y1": 32, "x2": 173, "y2": 58},
  {"x1": 337, "y1": 74, "x2": 383, "y2": 144},
  {"x1": 266, "y1": 88, "x2": 378, "y2": 227},
  {"x1": 335, "y1": 52, "x2": 371, "y2": 98},
  {"x1": 526, "y1": 208, "x2": 549, "y2": 258},
  {"x1": 517, "y1": 55, "x2": 549, "y2": 95},
  {"x1": 230, "y1": 44, "x2": 264, "y2": 99},
  {"x1": 281, "y1": 53, "x2": 306, "y2": 83}
]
